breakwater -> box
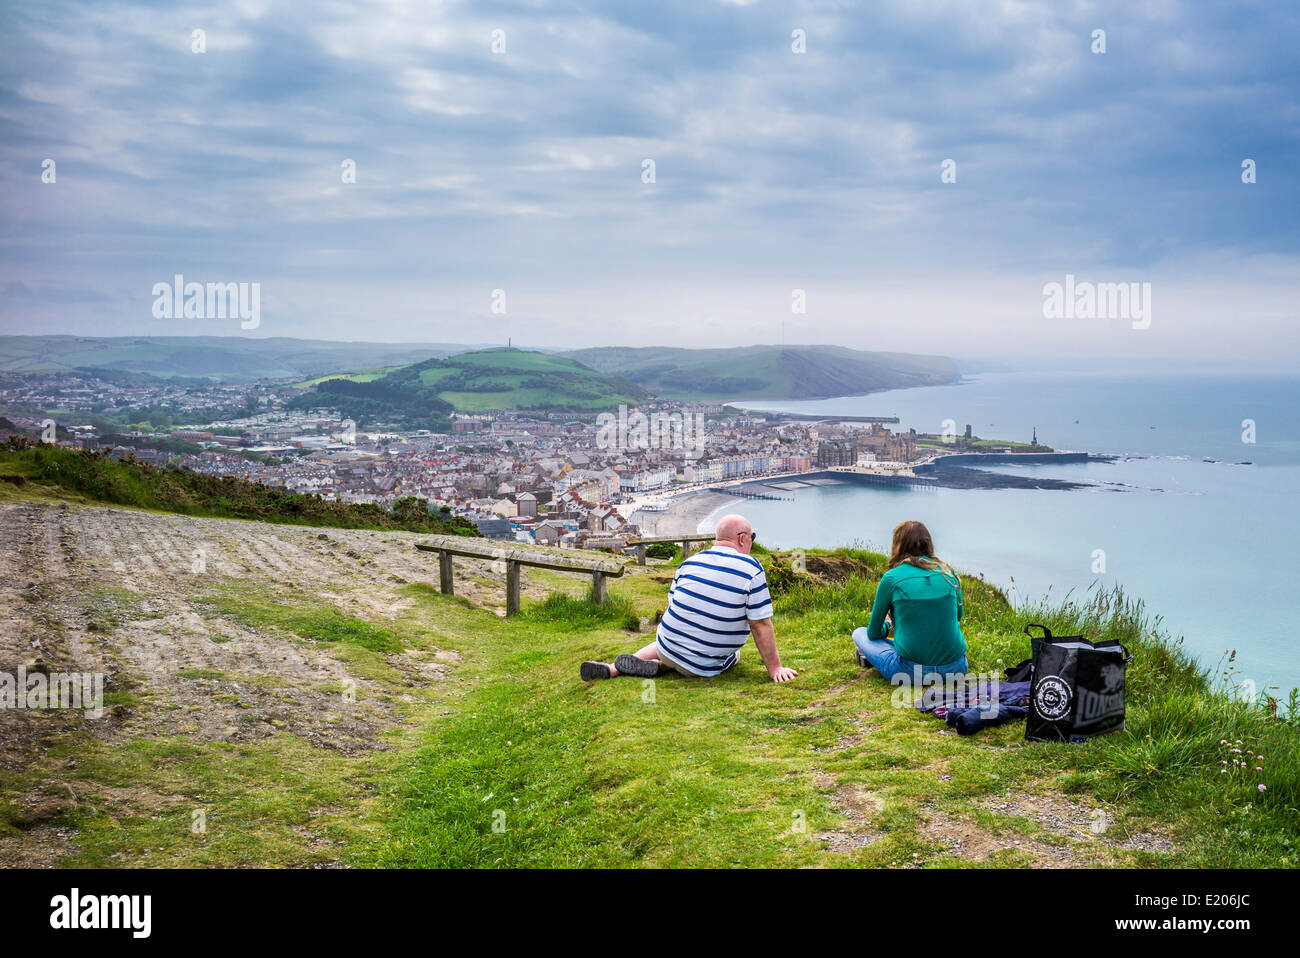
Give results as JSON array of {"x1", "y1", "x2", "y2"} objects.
[{"x1": 924, "y1": 452, "x2": 1091, "y2": 468}]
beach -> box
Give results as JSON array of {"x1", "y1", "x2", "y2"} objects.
[{"x1": 627, "y1": 489, "x2": 734, "y2": 537}]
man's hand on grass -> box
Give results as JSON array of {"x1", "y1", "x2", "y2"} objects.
[{"x1": 749, "y1": 618, "x2": 794, "y2": 683}]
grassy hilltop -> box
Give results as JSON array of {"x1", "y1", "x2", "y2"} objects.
[
  {"x1": 0, "y1": 479, "x2": 1295, "y2": 867},
  {"x1": 412, "y1": 347, "x2": 649, "y2": 412},
  {"x1": 289, "y1": 347, "x2": 649, "y2": 424},
  {"x1": 370, "y1": 555, "x2": 1298, "y2": 868}
]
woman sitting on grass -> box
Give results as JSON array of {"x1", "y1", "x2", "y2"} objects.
[{"x1": 852, "y1": 520, "x2": 968, "y2": 685}]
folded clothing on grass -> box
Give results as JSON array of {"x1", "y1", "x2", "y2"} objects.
[{"x1": 916, "y1": 679, "x2": 1033, "y2": 735}]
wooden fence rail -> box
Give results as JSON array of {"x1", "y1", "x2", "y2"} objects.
[
  {"x1": 625, "y1": 533, "x2": 716, "y2": 566},
  {"x1": 415, "y1": 535, "x2": 625, "y2": 616}
]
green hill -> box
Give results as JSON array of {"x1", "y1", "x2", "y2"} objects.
[
  {"x1": 565, "y1": 345, "x2": 959, "y2": 400},
  {"x1": 289, "y1": 347, "x2": 650, "y2": 423}
]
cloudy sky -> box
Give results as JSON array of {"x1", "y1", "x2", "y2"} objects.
[{"x1": 1, "y1": 0, "x2": 1297, "y2": 364}]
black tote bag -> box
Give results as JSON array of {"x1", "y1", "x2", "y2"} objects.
[{"x1": 1023, "y1": 624, "x2": 1132, "y2": 743}]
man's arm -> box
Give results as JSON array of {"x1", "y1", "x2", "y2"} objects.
[{"x1": 750, "y1": 617, "x2": 797, "y2": 683}]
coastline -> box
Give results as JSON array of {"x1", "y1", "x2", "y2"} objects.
[
  {"x1": 628, "y1": 490, "x2": 733, "y2": 537},
  {"x1": 624, "y1": 449, "x2": 1121, "y2": 540}
]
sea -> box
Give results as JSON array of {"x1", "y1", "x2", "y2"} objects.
[{"x1": 706, "y1": 371, "x2": 1300, "y2": 700}]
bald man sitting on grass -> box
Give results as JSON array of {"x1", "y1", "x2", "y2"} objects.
[{"x1": 580, "y1": 514, "x2": 798, "y2": 683}]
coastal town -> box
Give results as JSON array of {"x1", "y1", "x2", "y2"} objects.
[
  {"x1": 1, "y1": 362, "x2": 1066, "y2": 549},
  {"x1": 0, "y1": 365, "x2": 1050, "y2": 547}
]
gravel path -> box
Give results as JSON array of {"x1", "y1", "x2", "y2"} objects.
[{"x1": 0, "y1": 501, "x2": 546, "y2": 865}]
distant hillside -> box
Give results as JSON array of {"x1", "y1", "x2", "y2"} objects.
[
  {"x1": 564, "y1": 345, "x2": 958, "y2": 400},
  {"x1": 0, "y1": 336, "x2": 491, "y2": 383},
  {"x1": 289, "y1": 347, "x2": 650, "y2": 424},
  {"x1": 1, "y1": 336, "x2": 960, "y2": 401},
  {"x1": 0, "y1": 439, "x2": 478, "y2": 536}
]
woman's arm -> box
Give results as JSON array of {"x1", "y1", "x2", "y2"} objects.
[{"x1": 866, "y1": 574, "x2": 893, "y2": 641}]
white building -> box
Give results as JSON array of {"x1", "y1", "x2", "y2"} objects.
[{"x1": 618, "y1": 467, "x2": 675, "y2": 492}]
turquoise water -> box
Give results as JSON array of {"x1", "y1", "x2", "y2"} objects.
[{"x1": 712, "y1": 372, "x2": 1300, "y2": 699}]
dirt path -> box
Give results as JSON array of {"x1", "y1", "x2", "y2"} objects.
[{"x1": 0, "y1": 501, "x2": 557, "y2": 866}]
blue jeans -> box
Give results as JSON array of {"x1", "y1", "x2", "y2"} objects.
[{"x1": 852, "y1": 627, "x2": 968, "y2": 684}]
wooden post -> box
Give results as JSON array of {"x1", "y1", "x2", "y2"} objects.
[
  {"x1": 681, "y1": 539, "x2": 691, "y2": 559},
  {"x1": 505, "y1": 560, "x2": 521, "y2": 616},
  {"x1": 592, "y1": 570, "x2": 607, "y2": 605},
  {"x1": 438, "y1": 550, "x2": 454, "y2": 595},
  {"x1": 636, "y1": 543, "x2": 646, "y2": 566}
]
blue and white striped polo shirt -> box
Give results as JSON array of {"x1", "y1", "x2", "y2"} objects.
[{"x1": 655, "y1": 545, "x2": 773, "y2": 677}]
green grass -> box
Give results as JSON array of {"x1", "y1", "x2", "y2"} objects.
[
  {"x1": 205, "y1": 588, "x2": 405, "y2": 655},
  {"x1": 41, "y1": 735, "x2": 392, "y2": 867},
  {"x1": 916, "y1": 437, "x2": 1051, "y2": 451},
  {"x1": 365, "y1": 552, "x2": 1299, "y2": 868},
  {"x1": 7, "y1": 531, "x2": 1297, "y2": 868},
  {"x1": 416, "y1": 366, "x2": 458, "y2": 387},
  {"x1": 516, "y1": 588, "x2": 640, "y2": 631},
  {"x1": 289, "y1": 366, "x2": 401, "y2": 388},
  {"x1": 429, "y1": 348, "x2": 648, "y2": 411},
  {"x1": 179, "y1": 668, "x2": 228, "y2": 681}
]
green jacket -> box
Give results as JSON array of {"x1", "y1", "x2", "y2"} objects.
[{"x1": 867, "y1": 559, "x2": 966, "y2": 665}]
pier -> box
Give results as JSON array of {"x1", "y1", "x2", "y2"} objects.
[{"x1": 706, "y1": 485, "x2": 794, "y2": 502}]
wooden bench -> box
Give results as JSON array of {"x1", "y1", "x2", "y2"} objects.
[
  {"x1": 415, "y1": 535, "x2": 626, "y2": 616},
  {"x1": 625, "y1": 533, "x2": 716, "y2": 566}
]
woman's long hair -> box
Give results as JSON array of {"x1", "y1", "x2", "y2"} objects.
[{"x1": 887, "y1": 520, "x2": 959, "y2": 586}]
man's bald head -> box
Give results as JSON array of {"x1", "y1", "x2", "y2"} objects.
[{"x1": 715, "y1": 514, "x2": 754, "y2": 553}]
